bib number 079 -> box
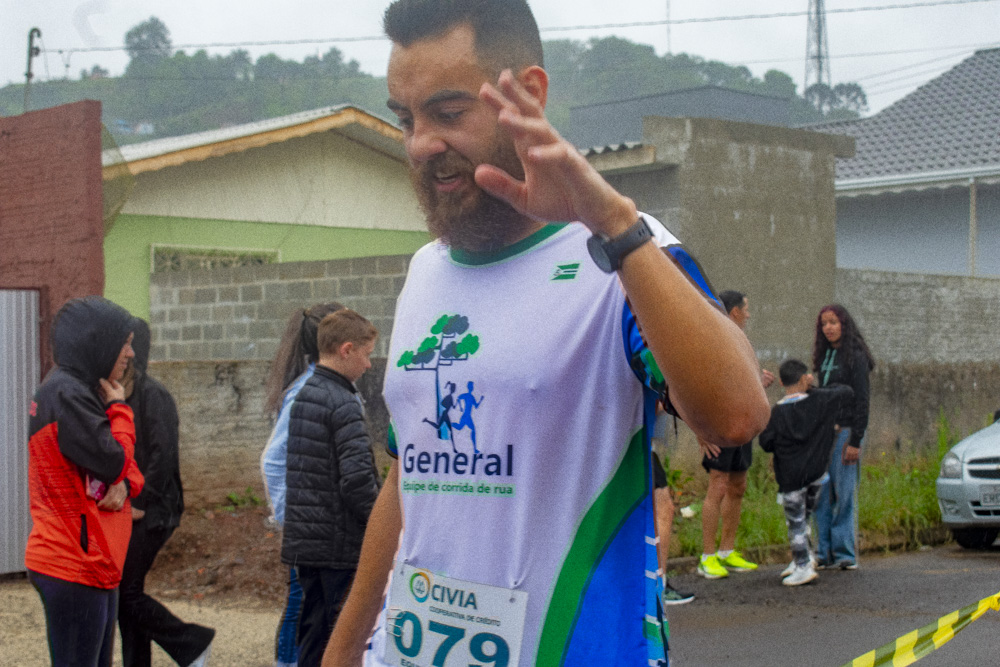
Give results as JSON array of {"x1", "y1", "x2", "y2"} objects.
[{"x1": 392, "y1": 612, "x2": 509, "y2": 667}]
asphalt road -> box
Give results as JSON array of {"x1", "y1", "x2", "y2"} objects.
[{"x1": 666, "y1": 543, "x2": 1000, "y2": 667}]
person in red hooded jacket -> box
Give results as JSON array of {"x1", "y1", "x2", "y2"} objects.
[{"x1": 25, "y1": 296, "x2": 144, "y2": 667}]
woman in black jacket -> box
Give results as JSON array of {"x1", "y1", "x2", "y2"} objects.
[
  {"x1": 118, "y1": 319, "x2": 215, "y2": 667},
  {"x1": 811, "y1": 304, "x2": 876, "y2": 570}
]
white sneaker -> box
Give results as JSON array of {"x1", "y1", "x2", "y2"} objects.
[
  {"x1": 188, "y1": 641, "x2": 212, "y2": 667},
  {"x1": 781, "y1": 554, "x2": 818, "y2": 578},
  {"x1": 782, "y1": 563, "x2": 818, "y2": 587}
]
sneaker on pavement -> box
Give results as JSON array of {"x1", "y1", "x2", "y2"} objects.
[
  {"x1": 836, "y1": 560, "x2": 858, "y2": 570},
  {"x1": 697, "y1": 554, "x2": 729, "y2": 579},
  {"x1": 781, "y1": 556, "x2": 818, "y2": 578},
  {"x1": 661, "y1": 581, "x2": 695, "y2": 605},
  {"x1": 782, "y1": 564, "x2": 818, "y2": 587},
  {"x1": 720, "y1": 550, "x2": 758, "y2": 572}
]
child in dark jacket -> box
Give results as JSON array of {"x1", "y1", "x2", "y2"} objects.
[{"x1": 759, "y1": 359, "x2": 853, "y2": 587}]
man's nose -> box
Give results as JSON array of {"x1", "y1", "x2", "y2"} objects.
[{"x1": 406, "y1": 119, "x2": 447, "y2": 164}]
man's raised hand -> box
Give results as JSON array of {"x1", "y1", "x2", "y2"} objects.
[{"x1": 476, "y1": 69, "x2": 636, "y2": 237}]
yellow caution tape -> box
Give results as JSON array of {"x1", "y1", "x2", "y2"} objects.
[{"x1": 842, "y1": 590, "x2": 1000, "y2": 667}]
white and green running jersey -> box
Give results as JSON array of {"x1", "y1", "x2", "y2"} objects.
[{"x1": 366, "y1": 218, "x2": 713, "y2": 667}]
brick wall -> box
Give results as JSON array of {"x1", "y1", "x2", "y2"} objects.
[
  {"x1": 148, "y1": 255, "x2": 410, "y2": 504},
  {"x1": 0, "y1": 101, "x2": 105, "y2": 371}
]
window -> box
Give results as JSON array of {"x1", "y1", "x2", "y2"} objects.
[{"x1": 151, "y1": 245, "x2": 280, "y2": 273}]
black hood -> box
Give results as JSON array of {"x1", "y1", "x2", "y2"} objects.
[
  {"x1": 131, "y1": 318, "x2": 151, "y2": 376},
  {"x1": 52, "y1": 296, "x2": 134, "y2": 387}
]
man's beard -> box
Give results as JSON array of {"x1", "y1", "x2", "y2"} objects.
[{"x1": 410, "y1": 138, "x2": 533, "y2": 253}]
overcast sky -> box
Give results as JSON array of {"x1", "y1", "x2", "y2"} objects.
[{"x1": 3, "y1": 0, "x2": 998, "y2": 116}]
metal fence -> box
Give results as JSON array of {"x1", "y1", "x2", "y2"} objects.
[{"x1": 1, "y1": 290, "x2": 40, "y2": 574}]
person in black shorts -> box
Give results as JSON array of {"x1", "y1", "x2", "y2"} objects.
[
  {"x1": 697, "y1": 291, "x2": 774, "y2": 579},
  {"x1": 651, "y1": 446, "x2": 694, "y2": 605}
]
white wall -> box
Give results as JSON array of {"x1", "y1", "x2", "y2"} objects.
[{"x1": 122, "y1": 130, "x2": 425, "y2": 233}]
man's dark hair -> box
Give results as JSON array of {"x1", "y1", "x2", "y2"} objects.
[
  {"x1": 718, "y1": 290, "x2": 746, "y2": 315},
  {"x1": 779, "y1": 359, "x2": 809, "y2": 387},
  {"x1": 383, "y1": 0, "x2": 543, "y2": 73}
]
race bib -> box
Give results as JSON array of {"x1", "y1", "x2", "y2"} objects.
[{"x1": 383, "y1": 562, "x2": 528, "y2": 667}]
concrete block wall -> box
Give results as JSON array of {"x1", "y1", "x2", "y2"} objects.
[
  {"x1": 149, "y1": 254, "x2": 411, "y2": 363},
  {"x1": 148, "y1": 255, "x2": 411, "y2": 504},
  {"x1": 837, "y1": 268, "x2": 1000, "y2": 364},
  {"x1": 834, "y1": 268, "x2": 1000, "y2": 451}
]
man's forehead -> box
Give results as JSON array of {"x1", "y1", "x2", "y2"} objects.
[{"x1": 386, "y1": 24, "x2": 488, "y2": 97}]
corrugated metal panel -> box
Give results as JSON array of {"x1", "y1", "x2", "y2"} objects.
[{"x1": 0, "y1": 290, "x2": 40, "y2": 574}]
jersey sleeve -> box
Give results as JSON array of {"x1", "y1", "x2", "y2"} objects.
[{"x1": 622, "y1": 222, "x2": 720, "y2": 412}]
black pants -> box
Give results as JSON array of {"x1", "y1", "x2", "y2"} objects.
[
  {"x1": 295, "y1": 566, "x2": 355, "y2": 667},
  {"x1": 118, "y1": 521, "x2": 215, "y2": 667},
  {"x1": 29, "y1": 569, "x2": 118, "y2": 667}
]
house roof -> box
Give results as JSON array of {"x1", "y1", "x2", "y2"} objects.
[
  {"x1": 811, "y1": 48, "x2": 1000, "y2": 192},
  {"x1": 103, "y1": 105, "x2": 405, "y2": 176}
]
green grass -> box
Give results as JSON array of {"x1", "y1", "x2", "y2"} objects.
[{"x1": 666, "y1": 412, "x2": 961, "y2": 558}]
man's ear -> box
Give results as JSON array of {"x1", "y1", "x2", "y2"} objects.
[
  {"x1": 516, "y1": 65, "x2": 548, "y2": 109},
  {"x1": 338, "y1": 341, "x2": 354, "y2": 358}
]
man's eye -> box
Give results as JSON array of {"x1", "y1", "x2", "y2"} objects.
[
  {"x1": 395, "y1": 115, "x2": 414, "y2": 130},
  {"x1": 437, "y1": 110, "x2": 463, "y2": 123}
]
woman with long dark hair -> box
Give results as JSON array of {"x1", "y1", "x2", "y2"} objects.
[
  {"x1": 261, "y1": 302, "x2": 343, "y2": 667},
  {"x1": 812, "y1": 304, "x2": 875, "y2": 570}
]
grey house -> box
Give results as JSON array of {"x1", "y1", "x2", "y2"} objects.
[{"x1": 814, "y1": 48, "x2": 1000, "y2": 276}]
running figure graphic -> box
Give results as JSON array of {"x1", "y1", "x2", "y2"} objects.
[
  {"x1": 452, "y1": 381, "x2": 484, "y2": 453},
  {"x1": 422, "y1": 381, "x2": 457, "y2": 451}
]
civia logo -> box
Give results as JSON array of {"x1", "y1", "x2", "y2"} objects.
[
  {"x1": 397, "y1": 314, "x2": 485, "y2": 455},
  {"x1": 409, "y1": 571, "x2": 431, "y2": 603}
]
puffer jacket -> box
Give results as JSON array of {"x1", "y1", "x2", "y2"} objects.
[
  {"x1": 127, "y1": 319, "x2": 184, "y2": 530},
  {"x1": 25, "y1": 296, "x2": 144, "y2": 589},
  {"x1": 281, "y1": 365, "x2": 380, "y2": 569}
]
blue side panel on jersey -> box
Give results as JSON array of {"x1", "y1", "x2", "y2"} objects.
[
  {"x1": 665, "y1": 245, "x2": 719, "y2": 305},
  {"x1": 562, "y1": 500, "x2": 664, "y2": 665}
]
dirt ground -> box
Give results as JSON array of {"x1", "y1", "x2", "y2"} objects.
[{"x1": 1, "y1": 505, "x2": 287, "y2": 666}]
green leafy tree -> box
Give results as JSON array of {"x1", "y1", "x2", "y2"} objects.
[{"x1": 124, "y1": 17, "x2": 172, "y2": 66}]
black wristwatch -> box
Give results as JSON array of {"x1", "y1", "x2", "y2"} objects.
[{"x1": 586, "y1": 216, "x2": 653, "y2": 273}]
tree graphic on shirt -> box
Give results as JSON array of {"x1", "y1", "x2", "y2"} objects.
[{"x1": 397, "y1": 314, "x2": 480, "y2": 449}]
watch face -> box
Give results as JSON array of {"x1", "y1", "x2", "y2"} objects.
[{"x1": 587, "y1": 234, "x2": 614, "y2": 273}]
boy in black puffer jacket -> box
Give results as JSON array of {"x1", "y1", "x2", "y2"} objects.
[
  {"x1": 759, "y1": 359, "x2": 852, "y2": 587},
  {"x1": 281, "y1": 309, "x2": 381, "y2": 667}
]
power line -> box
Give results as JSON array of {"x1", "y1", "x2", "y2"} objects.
[
  {"x1": 540, "y1": 0, "x2": 997, "y2": 32},
  {"x1": 42, "y1": 0, "x2": 998, "y2": 55}
]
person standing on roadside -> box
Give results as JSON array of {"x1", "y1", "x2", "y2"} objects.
[
  {"x1": 697, "y1": 290, "x2": 775, "y2": 580},
  {"x1": 261, "y1": 302, "x2": 345, "y2": 667},
  {"x1": 812, "y1": 304, "x2": 875, "y2": 570},
  {"x1": 281, "y1": 310, "x2": 381, "y2": 667},
  {"x1": 25, "y1": 296, "x2": 144, "y2": 667},
  {"x1": 118, "y1": 319, "x2": 215, "y2": 667}
]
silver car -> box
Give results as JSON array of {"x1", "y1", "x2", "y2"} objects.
[{"x1": 936, "y1": 421, "x2": 1000, "y2": 549}]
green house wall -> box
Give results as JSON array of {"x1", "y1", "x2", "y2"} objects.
[{"x1": 104, "y1": 213, "x2": 429, "y2": 318}]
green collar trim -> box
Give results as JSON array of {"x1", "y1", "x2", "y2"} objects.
[{"x1": 449, "y1": 224, "x2": 567, "y2": 267}]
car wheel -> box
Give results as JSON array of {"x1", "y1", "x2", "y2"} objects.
[{"x1": 951, "y1": 528, "x2": 1000, "y2": 549}]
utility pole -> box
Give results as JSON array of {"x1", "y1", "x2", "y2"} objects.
[
  {"x1": 25, "y1": 28, "x2": 41, "y2": 113},
  {"x1": 804, "y1": 0, "x2": 831, "y2": 92}
]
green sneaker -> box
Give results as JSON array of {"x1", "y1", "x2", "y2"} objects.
[
  {"x1": 697, "y1": 554, "x2": 729, "y2": 579},
  {"x1": 720, "y1": 550, "x2": 758, "y2": 572}
]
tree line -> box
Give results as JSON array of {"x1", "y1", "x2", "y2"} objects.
[{"x1": 0, "y1": 17, "x2": 868, "y2": 144}]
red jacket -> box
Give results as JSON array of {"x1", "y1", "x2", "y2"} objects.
[{"x1": 25, "y1": 297, "x2": 144, "y2": 589}]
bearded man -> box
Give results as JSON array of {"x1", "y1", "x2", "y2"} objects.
[{"x1": 324, "y1": 1, "x2": 770, "y2": 665}]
